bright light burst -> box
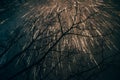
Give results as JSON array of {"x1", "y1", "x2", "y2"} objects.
[{"x1": 0, "y1": 0, "x2": 120, "y2": 80}]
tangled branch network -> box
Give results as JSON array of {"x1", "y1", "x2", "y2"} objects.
[{"x1": 0, "y1": 0, "x2": 120, "y2": 80}]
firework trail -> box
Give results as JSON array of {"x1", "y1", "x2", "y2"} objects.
[{"x1": 0, "y1": 0, "x2": 120, "y2": 80}]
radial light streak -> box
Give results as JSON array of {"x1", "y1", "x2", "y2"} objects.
[{"x1": 0, "y1": 0, "x2": 120, "y2": 80}]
